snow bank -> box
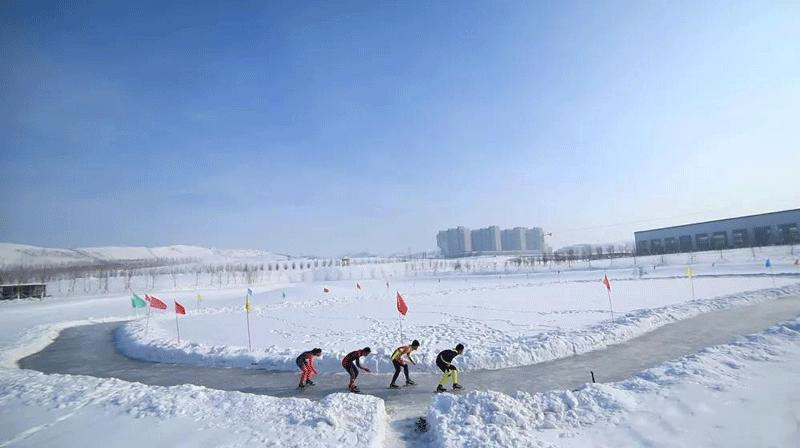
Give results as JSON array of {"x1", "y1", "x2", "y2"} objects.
[
  {"x1": 427, "y1": 386, "x2": 635, "y2": 447},
  {"x1": 427, "y1": 316, "x2": 800, "y2": 447},
  {"x1": 500, "y1": 282, "x2": 800, "y2": 370},
  {"x1": 0, "y1": 368, "x2": 386, "y2": 447},
  {"x1": 114, "y1": 295, "x2": 375, "y2": 372},
  {"x1": 0, "y1": 294, "x2": 388, "y2": 448},
  {"x1": 115, "y1": 282, "x2": 800, "y2": 372}
]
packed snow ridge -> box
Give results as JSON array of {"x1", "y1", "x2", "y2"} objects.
[
  {"x1": 427, "y1": 316, "x2": 800, "y2": 447},
  {"x1": 0, "y1": 369, "x2": 386, "y2": 447},
  {"x1": 115, "y1": 282, "x2": 800, "y2": 373}
]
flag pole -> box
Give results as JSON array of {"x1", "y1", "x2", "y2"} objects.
[
  {"x1": 606, "y1": 289, "x2": 615, "y2": 324},
  {"x1": 690, "y1": 275, "x2": 695, "y2": 300},
  {"x1": 245, "y1": 296, "x2": 252, "y2": 351},
  {"x1": 145, "y1": 302, "x2": 152, "y2": 335},
  {"x1": 246, "y1": 311, "x2": 252, "y2": 351},
  {"x1": 399, "y1": 313, "x2": 404, "y2": 344},
  {"x1": 175, "y1": 307, "x2": 181, "y2": 343}
]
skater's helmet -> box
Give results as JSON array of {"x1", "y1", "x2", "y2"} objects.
[
  {"x1": 411, "y1": 339, "x2": 420, "y2": 348},
  {"x1": 312, "y1": 348, "x2": 322, "y2": 355},
  {"x1": 362, "y1": 347, "x2": 371, "y2": 354},
  {"x1": 455, "y1": 343, "x2": 464, "y2": 353}
]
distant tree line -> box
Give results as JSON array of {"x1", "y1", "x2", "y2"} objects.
[{"x1": 0, "y1": 255, "x2": 401, "y2": 295}]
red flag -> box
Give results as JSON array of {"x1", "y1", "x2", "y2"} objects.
[
  {"x1": 396, "y1": 292, "x2": 408, "y2": 316},
  {"x1": 602, "y1": 275, "x2": 611, "y2": 291},
  {"x1": 149, "y1": 295, "x2": 167, "y2": 310},
  {"x1": 323, "y1": 287, "x2": 331, "y2": 293},
  {"x1": 174, "y1": 301, "x2": 186, "y2": 315},
  {"x1": 356, "y1": 282, "x2": 361, "y2": 290},
  {"x1": 795, "y1": 259, "x2": 799, "y2": 266}
]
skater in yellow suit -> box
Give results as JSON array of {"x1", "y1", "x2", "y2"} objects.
[{"x1": 389, "y1": 340, "x2": 420, "y2": 388}]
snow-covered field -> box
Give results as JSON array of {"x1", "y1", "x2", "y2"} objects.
[
  {"x1": 116, "y1": 268, "x2": 799, "y2": 374},
  {"x1": 1, "y1": 245, "x2": 799, "y2": 447},
  {"x1": 427, "y1": 316, "x2": 800, "y2": 448}
]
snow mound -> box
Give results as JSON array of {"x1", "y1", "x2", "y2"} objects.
[
  {"x1": 0, "y1": 243, "x2": 89, "y2": 266},
  {"x1": 114, "y1": 283, "x2": 800, "y2": 372},
  {"x1": 499, "y1": 282, "x2": 800, "y2": 370},
  {"x1": 0, "y1": 368, "x2": 386, "y2": 447},
  {"x1": 428, "y1": 386, "x2": 635, "y2": 447},
  {"x1": 427, "y1": 317, "x2": 800, "y2": 447}
]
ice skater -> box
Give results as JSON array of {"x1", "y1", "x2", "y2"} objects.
[
  {"x1": 435, "y1": 343, "x2": 464, "y2": 392},
  {"x1": 342, "y1": 347, "x2": 371, "y2": 393},
  {"x1": 389, "y1": 339, "x2": 420, "y2": 388},
  {"x1": 296, "y1": 348, "x2": 322, "y2": 389}
]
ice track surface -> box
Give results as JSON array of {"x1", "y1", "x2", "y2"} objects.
[{"x1": 21, "y1": 294, "x2": 800, "y2": 431}]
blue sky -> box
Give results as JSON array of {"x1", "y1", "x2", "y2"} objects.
[{"x1": 2, "y1": 1, "x2": 798, "y2": 255}]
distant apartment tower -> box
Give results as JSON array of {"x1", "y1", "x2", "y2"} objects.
[
  {"x1": 471, "y1": 226, "x2": 502, "y2": 252},
  {"x1": 437, "y1": 226, "x2": 472, "y2": 257},
  {"x1": 437, "y1": 225, "x2": 546, "y2": 257},
  {"x1": 524, "y1": 227, "x2": 545, "y2": 252},
  {"x1": 501, "y1": 227, "x2": 527, "y2": 251}
]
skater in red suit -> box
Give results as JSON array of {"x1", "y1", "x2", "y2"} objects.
[
  {"x1": 342, "y1": 347, "x2": 371, "y2": 393},
  {"x1": 296, "y1": 348, "x2": 322, "y2": 389}
]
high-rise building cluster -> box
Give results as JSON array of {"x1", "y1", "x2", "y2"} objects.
[{"x1": 436, "y1": 226, "x2": 546, "y2": 257}]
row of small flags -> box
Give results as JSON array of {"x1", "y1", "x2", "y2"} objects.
[
  {"x1": 321, "y1": 281, "x2": 394, "y2": 294},
  {"x1": 131, "y1": 256, "x2": 796, "y2": 314},
  {"x1": 244, "y1": 283, "x2": 409, "y2": 348},
  {"x1": 133, "y1": 289, "x2": 257, "y2": 346},
  {"x1": 322, "y1": 282, "x2": 363, "y2": 294},
  {"x1": 131, "y1": 293, "x2": 192, "y2": 315},
  {"x1": 321, "y1": 282, "x2": 408, "y2": 314},
  {"x1": 321, "y1": 283, "x2": 407, "y2": 313},
  {"x1": 247, "y1": 285, "x2": 409, "y2": 346},
  {"x1": 139, "y1": 255, "x2": 799, "y2": 342},
  {"x1": 133, "y1": 282, "x2": 374, "y2": 314},
  {"x1": 600, "y1": 258, "x2": 788, "y2": 320},
  {"x1": 135, "y1": 258, "x2": 792, "y2": 341},
  {"x1": 131, "y1": 293, "x2": 192, "y2": 342}
]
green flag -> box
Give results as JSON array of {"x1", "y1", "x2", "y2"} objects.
[{"x1": 131, "y1": 294, "x2": 147, "y2": 308}]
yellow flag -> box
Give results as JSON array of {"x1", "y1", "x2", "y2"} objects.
[
  {"x1": 687, "y1": 267, "x2": 694, "y2": 279},
  {"x1": 245, "y1": 296, "x2": 252, "y2": 313},
  {"x1": 196, "y1": 293, "x2": 203, "y2": 302}
]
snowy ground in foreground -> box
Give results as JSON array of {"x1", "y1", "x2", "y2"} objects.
[
  {"x1": 427, "y1": 316, "x2": 800, "y2": 448},
  {"x1": 0, "y1": 294, "x2": 388, "y2": 448},
  {"x1": 116, "y1": 270, "x2": 799, "y2": 373},
  {"x1": 0, "y1": 276, "x2": 388, "y2": 447},
  {"x1": 0, "y1": 369, "x2": 385, "y2": 448}
]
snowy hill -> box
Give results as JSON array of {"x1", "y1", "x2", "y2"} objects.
[{"x1": 0, "y1": 243, "x2": 287, "y2": 267}]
